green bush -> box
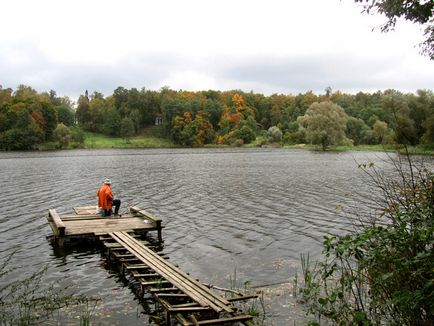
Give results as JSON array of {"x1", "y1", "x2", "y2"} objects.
[{"x1": 301, "y1": 155, "x2": 434, "y2": 325}]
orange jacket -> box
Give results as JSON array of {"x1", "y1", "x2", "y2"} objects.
[{"x1": 97, "y1": 184, "x2": 113, "y2": 210}]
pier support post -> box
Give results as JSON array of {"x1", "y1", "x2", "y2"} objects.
[
  {"x1": 56, "y1": 237, "x2": 65, "y2": 248},
  {"x1": 157, "y1": 221, "x2": 162, "y2": 244}
]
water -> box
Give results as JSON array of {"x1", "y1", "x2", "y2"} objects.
[{"x1": 0, "y1": 148, "x2": 426, "y2": 325}]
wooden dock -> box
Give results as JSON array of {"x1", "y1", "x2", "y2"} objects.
[
  {"x1": 47, "y1": 206, "x2": 256, "y2": 325},
  {"x1": 47, "y1": 206, "x2": 163, "y2": 246}
]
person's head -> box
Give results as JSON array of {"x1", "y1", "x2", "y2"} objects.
[{"x1": 103, "y1": 178, "x2": 111, "y2": 185}]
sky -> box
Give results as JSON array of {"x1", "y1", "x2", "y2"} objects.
[{"x1": 1, "y1": 0, "x2": 433, "y2": 101}]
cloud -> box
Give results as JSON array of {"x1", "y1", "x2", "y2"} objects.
[{"x1": 1, "y1": 36, "x2": 432, "y2": 101}]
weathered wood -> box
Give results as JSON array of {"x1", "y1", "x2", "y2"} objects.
[
  {"x1": 124, "y1": 263, "x2": 149, "y2": 269},
  {"x1": 156, "y1": 293, "x2": 189, "y2": 298},
  {"x1": 109, "y1": 231, "x2": 232, "y2": 313},
  {"x1": 226, "y1": 295, "x2": 258, "y2": 302},
  {"x1": 140, "y1": 280, "x2": 171, "y2": 287},
  {"x1": 129, "y1": 206, "x2": 162, "y2": 242},
  {"x1": 73, "y1": 206, "x2": 99, "y2": 215},
  {"x1": 131, "y1": 272, "x2": 160, "y2": 278},
  {"x1": 149, "y1": 287, "x2": 180, "y2": 293},
  {"x1": 171, "y1": 302, "x2": 201, "y2": 308},
  {"x1": 130, "y1": 206, "x2": 162, "y2": 222},
  {"x1": 175, "y1": 314, "x2": 253, "y2": 326},
  {"x1": 48, "y1": 209, "x2": 66, "y2": 236}
]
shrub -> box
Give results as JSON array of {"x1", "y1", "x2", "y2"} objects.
[
  {"x1": 267, "y1": 126, "x2": 282, "y2": 143},
  {"x1": 53, "y1": 123, "x2": 71, "y2": 148},
  {"x1": 301, "y1": 154, "x2": 434, "y2": 325}
]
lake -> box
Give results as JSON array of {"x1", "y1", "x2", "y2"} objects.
[{"x1": 0, "y1": 148, "x2": 422, "y2": 325}]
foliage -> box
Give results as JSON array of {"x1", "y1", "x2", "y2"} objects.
[
  {"x1": 1, "y1": 84, "x2": 434, "y2": 150},
  {"x1": 346, "y1": 116, "x2": 370, "y2": 145},
  {"x1": 171, "y1": 111, "x2": 214, "y2": 146},
  {"x1": 120, "y1": 116, "x2": 135, "y2": 141},
  {"x1": 372, "y1": 119, "x2": 394, "y2": 144},
  {"x1": 70, "y1": 126, "x2": 86, "y2": 145},
  {"x1": 53, "y1": 123, "x2": 71, "y2": 148},
  {"x1": 298, "y1": 101, "x2": 349, "y2": 150},
  {"x1": 356, "y1": 0, "x2": 434, "y2": 59},
  {"x1": 300, "y1": 155, "x2": 434, "y2": 325},
  {"x1": 267, "y1": 126, "x2": 283, "y2": 143}
]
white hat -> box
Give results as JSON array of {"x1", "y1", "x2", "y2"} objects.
[{"x1": 103, "y1": 178, "x2": 111, "y2": 184}]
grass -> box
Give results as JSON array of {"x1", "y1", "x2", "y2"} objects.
[
  {"x1": 83, "y1": 132, "x2": 176, "y2": 149},
  {"x1": 38, "y1": 126, "x2": 434, "y2": 154}
]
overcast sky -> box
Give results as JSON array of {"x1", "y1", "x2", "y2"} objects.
[{"x1": 1, "y1": 0, "x2": 433, "y2": 100}]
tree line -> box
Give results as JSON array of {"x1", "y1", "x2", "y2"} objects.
[{"x1": 0, "y1": 84, "x2": 433, "y2": 150}]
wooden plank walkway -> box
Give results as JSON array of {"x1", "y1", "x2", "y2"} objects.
[
  {"x1": 47, "y1": 206, "x2": 256, "y2": 325},
  {"x1": 103, "y1": 231, "x2": 255, "y2": 325}
]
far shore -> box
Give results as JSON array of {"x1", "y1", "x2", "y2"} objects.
[{"x1": 28, "y1": 131, "x2": 434, "y2": 156}]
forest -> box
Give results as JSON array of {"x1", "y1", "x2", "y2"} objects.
[{"x1": 0, "y1": 84, "x2": 433, "y2": 150}]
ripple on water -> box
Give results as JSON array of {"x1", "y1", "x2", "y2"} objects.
[{"x1": 0, "y1": 148, "x2": 424, "y2": 325}]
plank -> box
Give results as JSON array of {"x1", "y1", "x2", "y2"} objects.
[
  {"x1": 111, "y1": 232, "x2": 220, "y2": 311},
  {"x1": 130, "y1": 206, "x2": 162, "y2": 222},
  {"x1": 110, "y1": 232, "x2": 232, "y2": 313},
  {"x1": 176, "y1": 315, "x2": 253, "y2": 326},
  {"x1": 48, "y1": 209, "x2": 66, "y2": 236},
  {"x1": 73, "y1": 206, "x2": 99, "y2": 215},
  {"x1": 112, "y1": 232, "x2": 213, "y2": 307}
]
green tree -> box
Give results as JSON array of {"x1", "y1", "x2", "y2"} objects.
[
  {"x1": 56, "y1": 104, "x2": 75, "y2": 126},
  {"x1": 372, "y1": 119, "x2": 394, "y2": 144},
  {"x1": 120, "y1": 116, "x2": 134, "y2": 141},
  {"x1": 70, "y1": 126, "x2": 86, "y2": 146},
  {"x1": 76, "y1": 94, "x2": 91, "y2": 129},
  {"x1": 267, "y1": 126, "x2": 283, "y2": 143},
  {"x1": 102, "y1": 107, "x2": 121, "y2": 136},
  {"x1": 297, "y1": 101, "x2": 349, "y2": 150},
  {"x1": 346, "y1": 116, "x2": 370, "y2": 145},
  {"x1": 53, "y1": 123, "x2": 71, "y2": 148},
  {"x1": 0, "y1": 110, "x2": 43, "y2": 150}
]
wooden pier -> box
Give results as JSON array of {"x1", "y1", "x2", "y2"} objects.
[
  {"x1": 47, "y1": 206, "x2": 256, "y2": 325},
  {"x1": 47, "y1": 206, "x2": 163, "y2": 246}
]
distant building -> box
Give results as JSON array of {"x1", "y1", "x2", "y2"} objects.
[{"x1": 155, "y1": 114, "x2": 163, "y2": 126}]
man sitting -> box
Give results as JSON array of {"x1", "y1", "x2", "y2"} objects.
[{"x1": 97, "y1": 178, "x2": 121, "y2": 217}]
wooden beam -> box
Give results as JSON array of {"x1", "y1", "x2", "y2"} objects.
[
  {"x1": 48, "y1": 209, "x2": 66, "y2": 236},
  {"x1": 129, "y1": 206, "x2": 162, "y2": 242},
  {"x1": 176, "y1": 315, "x2": 253, "y2": 326}
]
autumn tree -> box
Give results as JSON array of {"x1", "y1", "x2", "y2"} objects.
[
  {"x1": 216, "y1": 94, "x2": 257, "y2": 145},
  {"x1": 298, "y1": 101, "x2": 349, "y2": 150},
  {"x1": 171, "y1": 111, "x2": 214, "y2": 146}
]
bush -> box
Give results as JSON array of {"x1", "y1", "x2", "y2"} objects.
[
  {"x1": 267, "y1": 126, "x2": 282, "y2": 143},
  {"x1": 53, "y1": 123, "x2": 71, "y2": 149},
  {"x1": 301, "y1": 154, "x2": 434, "y2": 325},
  {"x1": 70, "y1": 126, "x2": 86, "y2": 145}
]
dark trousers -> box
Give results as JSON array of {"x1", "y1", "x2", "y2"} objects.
[{"x1": 104, "y1": 199, "x2": 121, "y2": 216}]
